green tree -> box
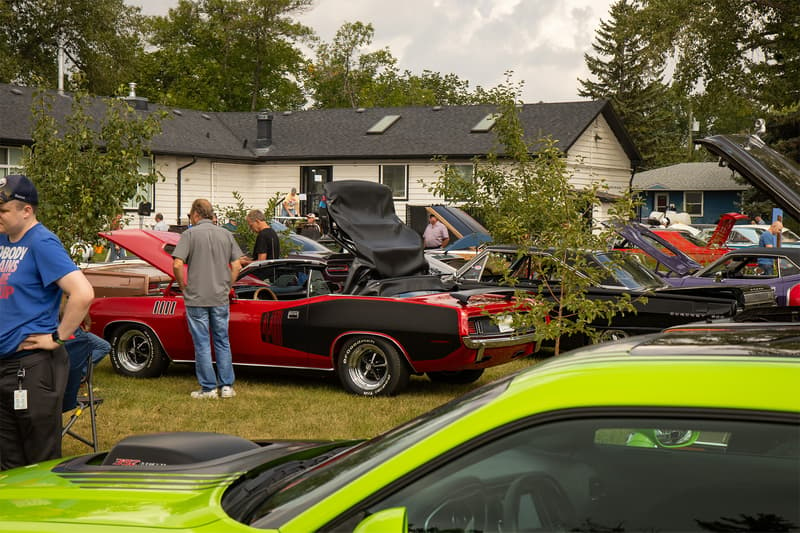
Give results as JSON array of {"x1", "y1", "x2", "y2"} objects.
[
  {"x1": 22, "y1": 90, "x2": 164, "y2": 257},
  {"x1": 0, "y1": 0, "x2": 147, "y2": 96},
  {"x1": 305, "y1": 21, "x2": 479, "y2": 108},
  {"x1": 579, "y1": 0, "x2": 684, "y2": 169},
  {"x1": 428, "y1": 82, "x2": 638, "y2": 354},
  {"x1": 137, "y1": 0, "x2": 313, "y2": 111},
  {"x1": 214, "y1": 191, "x2": 298, "y2": 258},
  {"x1": 304, "y1": 21, "x2": 397, "y2": 108},
  {"x1": 635, "y1": 0, "x2": 799, "y2": 149}
]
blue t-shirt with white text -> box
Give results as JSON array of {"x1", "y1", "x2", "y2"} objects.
[{"x1": 0, "y1": 223, "x2": 78, "y2": 356}]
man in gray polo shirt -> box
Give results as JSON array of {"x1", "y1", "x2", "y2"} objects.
[{"x1": 172, "y1": 199, "x2": 243, "y2": 399}]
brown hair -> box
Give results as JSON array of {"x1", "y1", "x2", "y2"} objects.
[
  {"x1": 246, "y1": 209, "x2": 266, "y2": 223},
  {"x1": 190, "y1": 198, "x2": 214, "y2": 220}
]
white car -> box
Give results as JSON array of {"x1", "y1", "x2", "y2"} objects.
[{"x1": 699, "y1": 224, "x2": 800, "y2": 248}]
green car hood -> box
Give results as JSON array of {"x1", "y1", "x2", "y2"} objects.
[{"x1": 0, "y1": 433, "x2": 354, "y2": 530}]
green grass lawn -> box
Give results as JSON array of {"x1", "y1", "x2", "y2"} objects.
[{"x1": 62, "y1": 356, "x2": 545, "y2": 457}]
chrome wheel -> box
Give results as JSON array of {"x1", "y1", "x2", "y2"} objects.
[
  {"x1": 338, "y1": 336, "x2": 409, "y2": 396},
  {"x1": 110, "y1": 325, "x2": 169, "y2": 378}
]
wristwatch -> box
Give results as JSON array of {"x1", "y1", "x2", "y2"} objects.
[{"x1": 51, "y1": 331, "x2": 66, "y2": 345}]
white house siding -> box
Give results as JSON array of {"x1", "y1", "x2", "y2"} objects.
[
  {"x1": 567, "y1": 114, "x2": 632, "y2": 196},
  {"x1": 212, "y1": 162, "x2": 297, "y2": 216},
  {"x1": 330, "y1": 163, "x2": 379, "y2": 183},
  {"x1": 148, "y1": 125, "x2": 633, "y2": 227},
  {"x1": 149, "y1": 155, "x2": 215, "y2": 226},
  {"x1": 565, "y1": 115, "x2": 633, "y2": 225}
]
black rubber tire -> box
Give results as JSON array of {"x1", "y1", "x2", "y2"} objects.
[
  {"x1": 427, "y1": 369, "x2": 484, "y2": 385},
  {"x1": 337, "y1": 336, "x2": 409, "y2": 396},
  {"x1": 110, "y1": 324, "x2": 170, "y2": 378}
]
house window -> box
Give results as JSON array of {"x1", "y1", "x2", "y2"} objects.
[
  {"x1": 449, "y1": 164, "x2": 475, "y2": 183},
  {"x1": 684, "y1": 191, "x2": 703, "y2": 216},
  {"x1": 380, "y1": 165, "x2": 407, "y2": 200},
  {"x1": 123, "y1": 156, "x2": 155, "y2": 210},
  {"x1": 0, "y1": 146, "x2": 24, "y2": 177},
  {"x1": 654, "y1": 193, "x2": 668, "y2": 212}
]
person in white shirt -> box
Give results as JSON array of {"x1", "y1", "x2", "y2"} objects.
[
  {"x1": 153, "y1": 213, "x2": 168, "y2": 231},
  {"x1": 423, "y1": 214, "x2": 449, "y2": 249}
]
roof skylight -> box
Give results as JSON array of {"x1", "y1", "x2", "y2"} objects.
[
  {"x1": 367, "y1": 115, "x2": 401, "y2": 134},
  {"x1": 471, "y1": 113, "x2": 499, "y2": 133}
]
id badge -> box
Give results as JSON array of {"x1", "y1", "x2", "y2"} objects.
[{"x1": 13, "y1": 389, "x2": 28, "y2": 410}]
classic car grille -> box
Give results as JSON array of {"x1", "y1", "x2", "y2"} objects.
[
  {"x1": 741, "y1": 285, "x2": 777, "y2": 308},
  {"x1": 469, "y1": 316, "x2": 502, "y2": 335}
]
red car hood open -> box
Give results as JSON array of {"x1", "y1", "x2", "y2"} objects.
[
  {"x1": 99, "y1": 229, "x2": 182, "y2": 280},
  {"x1": 704, "y1": 212, "x2": 749, "y2": 247}
]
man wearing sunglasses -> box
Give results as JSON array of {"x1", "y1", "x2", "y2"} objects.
[{"x1": 0, "y1": 174, "x2": 94, "y2": 470}]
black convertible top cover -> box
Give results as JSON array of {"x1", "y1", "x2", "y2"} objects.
[{"x1": 325, "y1": 180, "x2": 426, "y2": 278}]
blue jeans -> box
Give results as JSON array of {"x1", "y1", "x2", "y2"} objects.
[
  {"x1": 77, "y1": 329, "x2": 111, "y2": 366},
  {"x1": 63, "y1": 335, "x2": 90, "y2": 412},
  {"x1": 185, "y1": 305, "x2": 235, "y2": 391},
  {"x1": 62, "y1": 329, "x2": 111, "y2": 411},
  {"x1": 109, "y1": 243, "x2": 126, "y2": 261}
]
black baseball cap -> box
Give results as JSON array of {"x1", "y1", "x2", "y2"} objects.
[{"x1": 0, "y1": 174, "x2": 39, "y2": 205}]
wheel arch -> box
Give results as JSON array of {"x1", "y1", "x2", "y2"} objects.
[
  {"x1": 330, "y1": 331, "x2": 417, "y2": 373},
  {"x1": 104, "y1": 320, "x2": 171, "y2": 361}
]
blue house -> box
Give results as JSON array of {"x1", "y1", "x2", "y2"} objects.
[{"x1": 632, "y1": 162, "x2": 748, "y2": 224}]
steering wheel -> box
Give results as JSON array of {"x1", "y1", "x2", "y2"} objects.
[
  {"x1": 422, "y1": 477, "x2": 490, "y2": 533},
  {"x1": 254, "y1": 287, "x2": 277, "y2": 300},
  {"x1": 503, "y1": 473, "x2": 575, "y2": 531}
]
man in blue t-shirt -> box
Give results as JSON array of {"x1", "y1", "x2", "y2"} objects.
[
  {"x1": 0, "y1": 175, "x2": 94, "y2": 470},
  {"x1": 757, "y1": 221, "x2": 782, "y2": 275}
]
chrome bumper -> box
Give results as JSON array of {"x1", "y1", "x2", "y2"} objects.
[{"x1": 462, "y1": 331, "x2": 540, "y2": 362}]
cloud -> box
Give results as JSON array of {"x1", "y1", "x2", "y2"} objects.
[{"x1": 126, "y1": 0, "x2": 614, "y2": 102}]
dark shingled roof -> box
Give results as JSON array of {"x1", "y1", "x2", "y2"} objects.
[
  {"x1": 633, "y1": 162, "x2": 747, "y2": 191},
  {"x1": 0, "y1": 83, "x2": 640, "y2": 164}
]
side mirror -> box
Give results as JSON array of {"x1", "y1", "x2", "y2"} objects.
[{"x1": 353, "y1": 507, "x2": 408, "y2": 533}]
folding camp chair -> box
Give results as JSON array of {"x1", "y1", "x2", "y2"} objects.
[{"x1": 62, "y1": 351, "x2": 103, "y2": 452}]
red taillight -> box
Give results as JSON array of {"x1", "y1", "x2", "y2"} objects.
[{"x1": 788, "y1": 284, "x2": 800, "y2": 306}]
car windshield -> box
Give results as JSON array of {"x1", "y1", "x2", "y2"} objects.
[
  {"x1": 591, "y1": 252, "x2": 666, "y2": 290},
  {"x1": 663, "y1": 230, "x2": 709, "y2": 247},
  {"x1": 456, "y1": 249, "x2": 665, "y2": 291},
  {"x1": 683, "y1": 231, "x2": 712, "y2": 247},
  {"x1": 247, "y1": 375, "x2": 514, "y2": 528},
  {"x1": 290, "y1": 233, "x2": 330, "y2": 253},
  {"x1": 782, "y1": 228, "x2": 800, "y2": 243}
]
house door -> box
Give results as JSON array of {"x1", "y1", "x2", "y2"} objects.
[
  {"x1": 654, "y1": 192, "x2": 669, "y2": 212},
  {"x1": 301, "y1": 166, "x2": 332, "y2": 216}
]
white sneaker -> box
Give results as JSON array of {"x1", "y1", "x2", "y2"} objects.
[
  {"x1": 220, "y1": 386, "x2": 236, "y2": 398},
  {"x1": 190, "y1": 389, "x2": 219, "y2": 399}
]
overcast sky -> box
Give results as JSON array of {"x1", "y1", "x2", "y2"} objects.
[{"x1": 126, "y1": 0, "x2": 615, "y2": 103}]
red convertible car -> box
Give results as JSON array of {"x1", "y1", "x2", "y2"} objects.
[{"x1": 88, "y1": 181, "x2": 537, "y2": 396}]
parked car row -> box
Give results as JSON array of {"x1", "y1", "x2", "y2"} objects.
[
  {"x1": 82, "y1": 133, "x2": 800, "y2": 397},
  {"x1": 88, "y1": 180, "x2": 538, "y2": 397}
]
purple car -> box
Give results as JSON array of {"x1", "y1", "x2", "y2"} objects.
[
  {"x1": 663, "y1": 247, "x2": 800, "y2": 306},
  {"x1": 620, "y1": 131, "x2": 800, "y2": 306}
]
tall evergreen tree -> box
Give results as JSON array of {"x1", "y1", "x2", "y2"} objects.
[{"x1": 578, "y1": 0, "x2": 683, "y2": 169}]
